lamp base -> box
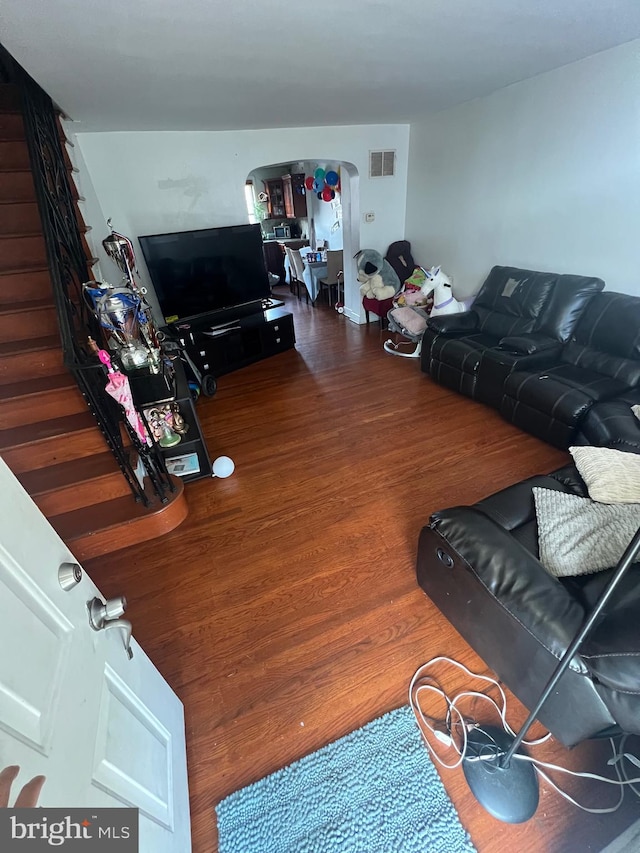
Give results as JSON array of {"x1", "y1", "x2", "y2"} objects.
[{"x1": 462, "y1": 725, "x2": 539, "y2": 823}]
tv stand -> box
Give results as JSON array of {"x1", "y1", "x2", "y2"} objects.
[{"x1": 169, "y1": 306, "x2": 295, "y2": 380}]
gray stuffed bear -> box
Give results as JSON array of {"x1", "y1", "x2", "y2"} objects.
[{"x1": 356, "y1": 249, "x2": 401, "y2": 300}]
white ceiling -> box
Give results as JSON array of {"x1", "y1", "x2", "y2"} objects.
[{"x1": 2, "y1": 0, "x2": 640, "y2": 132}]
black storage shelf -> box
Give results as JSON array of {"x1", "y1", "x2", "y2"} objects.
[{"x1": 132, "y1": 357, "x2": 212, "y2": 483}]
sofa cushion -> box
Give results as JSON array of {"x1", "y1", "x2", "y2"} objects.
[
  {"x1": 577, "y1": 396, "x2": 640, "y2": 451},
  {"x1": 564, "y1": 292, "x2": 640, "y2": 387},
  {"x1": 533, "y1": 487, "x2": 640, "y2": 577},
  {"x1": 472, "y1": 267, "x2": 557, "y2": 334},
  {"x1": 580, "y1": 567, "x2": 640, "y2": 694},
  {"x1": 570, "y1": 445, "x2": 640, "y2": 504},
  {"x1": 536, "y1": 274, "x2": 604, "y2": 342},
  {"x1": 504, "y1": 365, "x2": 628, "y2": 426},
  {"x1": 431, "y1": 333, "x2": 498, "y2": 372}
]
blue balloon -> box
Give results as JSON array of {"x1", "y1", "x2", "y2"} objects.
[
  {"x1": 313, "y1": 179, "x2": 323, "y2": 192},
  {"x1": 325, "y1": 170, "x2": 339, "y2": 187}
]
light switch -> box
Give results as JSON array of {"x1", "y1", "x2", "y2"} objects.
[{"x1": 364, "y1": 212, "x2": 375, "y2": 223}]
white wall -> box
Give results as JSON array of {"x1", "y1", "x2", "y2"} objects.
[
  {"x1": 75, "y1": 124, "x2": 410, "y2": 322},
  {"x1": 405, "y1": 40, "x2": 640, "y2": 299}
]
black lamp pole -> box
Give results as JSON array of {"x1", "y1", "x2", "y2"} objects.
[{"x1": 463, "y1": 525, "x2": 640, "y2": 823}]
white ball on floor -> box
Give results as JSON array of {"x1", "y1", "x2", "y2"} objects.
[{"x1": 212, "y1": 456, "x2": 235, "y2": 478}]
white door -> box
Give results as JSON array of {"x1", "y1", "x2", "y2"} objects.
[{"x1": 0, "y1": 457, "x2": 191, "y2": 851}]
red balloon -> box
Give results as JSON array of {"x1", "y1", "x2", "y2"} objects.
[
  {"x1": 304, "y1": 176, "x2": 314, "y2": 191},
  {"x1": 322, "y1": 186, "x2": 333, "y2": 202}
]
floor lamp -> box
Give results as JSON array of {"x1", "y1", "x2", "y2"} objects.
[{"x1": 463, "y1": 525, "x2": 640, "y2": 823}]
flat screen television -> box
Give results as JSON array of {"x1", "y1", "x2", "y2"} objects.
[{"x1": 138, "y1": 223, "x2": 270, "y2": 324}]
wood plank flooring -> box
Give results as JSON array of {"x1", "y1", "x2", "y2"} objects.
[{"x1": 85, "y1": 289, "x2": 639, "y2": 852}]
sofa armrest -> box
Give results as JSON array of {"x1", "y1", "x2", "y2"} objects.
[
  {"x1": 428, "y1": 507, "x2": 587, "y2": 666},
  {"x1": 498, "y1": 334, "x2": 561, "y2": 355},
  {"x1": 426, "y1": 310, "x2": 478, "y2": 335}
]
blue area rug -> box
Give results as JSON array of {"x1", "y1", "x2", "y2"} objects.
[{"x1": 216, "y1": 705, "x2": 476, "y2": 853}]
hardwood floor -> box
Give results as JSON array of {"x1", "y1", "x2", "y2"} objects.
[{"x1": 85, "y1": 290, "x2": 639, "y2": 852}]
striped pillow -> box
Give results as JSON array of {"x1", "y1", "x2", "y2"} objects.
[{"x1": 569, "y1": 445, "x2": 640, "y2": 504}]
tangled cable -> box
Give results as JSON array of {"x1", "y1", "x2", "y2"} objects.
[{"x1": 409, "y1": 657, "x2": 640, "y2": 814}]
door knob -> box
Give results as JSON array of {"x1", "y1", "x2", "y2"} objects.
[
  {"x1": 88, "y1": 595, "x2": 127, "y2": 630},
  {"x1": 104, "y1": 619, "x2": 134, "y2": 660},
  {"x1": 87, "y1": 596, "x2": 133, "y2": 660}
]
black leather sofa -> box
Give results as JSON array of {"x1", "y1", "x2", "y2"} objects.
[
  {"x1": 422, "y1": 268, "x2": 640, "y2": 451},
  {"x1": 501, "y1": 292, "x2": 640, "y2": 448},
  {"x1": 416, "y1": 266, "x2": 640, "y2": 749},
  {"x1": 421, "y1": 265, "x2": 604, "y2": 406},
  {"x1": 416, "y1": 465, "x2": 640, "y2": 747}
]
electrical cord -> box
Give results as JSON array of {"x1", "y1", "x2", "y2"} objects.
[{"x1": 409, "y1": 657, "x2": 640, "y2": 815}]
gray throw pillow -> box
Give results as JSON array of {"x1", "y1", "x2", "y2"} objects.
[{"x1": 533, "y1": 487, "x2": 640, "y2": 577}]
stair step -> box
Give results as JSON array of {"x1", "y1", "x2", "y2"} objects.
[
  {"x1": 0, "y1": 298, "x2": 58, "y2": 342},
  {"x1": 0, "y1": 170, "x2": 36, "y2": 202},
  {"x1": 0, "y1": 267, "x2": 52, "y2": 303},
  {"x1": 0, "y1": 139, "x2": 30, "y2": 170},
  {"x1": 0, "y1": 85, "x2": 22, "y2": 113},
  {"x1": 0, "y1": 232, "x2": 48, "y2": 272},
  {"x1": 0, "y1": 372, "x2": 73, "y2": 399},
  {"x1": 0, "y1": 201, "x2": 42, "y2": 234},
  {"x1": 0, "y1": 334, "x2": 63, "y2": 384},
  {"x1": 18, "y1": 451, "x2": 132, "y2": 515},
  {"x1": 50, "y1": 477, "x2": 188, "y2": 561},
  {"x1": 0, "y1": 372, "x2": 84, "y2": 428},
  {"x1": 0, "y1": 112, "x2": 25, "y2": 140},
  {"x1": 0, "y1": 410, "x2": 108, "y2": 471}
]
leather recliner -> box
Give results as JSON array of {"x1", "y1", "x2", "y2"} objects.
[
  {"x1": 416, "y1": 465, "x2": 640, "y2": 748},
  {"x1": 421, "y1": 266, "x2": 604, "y2": 402},
  {"x1": 501, "y1": 292, "x2": 640, "y2": 448}
]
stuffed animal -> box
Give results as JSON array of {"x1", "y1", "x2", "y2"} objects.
[
  {"x1": 395, "y1": 267, "x2": 432, "y2": 308},
  {"x1": 356, "y1": 249, "x2": 400, "y2": 301},
  {"x1": 423, "y1": 266, "x2": 471, "y2": 317}
]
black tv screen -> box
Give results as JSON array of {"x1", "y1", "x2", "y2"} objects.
[{"x1": 138, "y1": 223, "x2": 270, "y2": 323}]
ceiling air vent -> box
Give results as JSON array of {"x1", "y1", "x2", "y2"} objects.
[{"x1": 369, "y1": 150, "x2": 396, "y2": 178}]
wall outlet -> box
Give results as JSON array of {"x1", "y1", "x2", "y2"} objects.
[{"x1": 364, "y1": 212, "x2": 375, "y2": 223}]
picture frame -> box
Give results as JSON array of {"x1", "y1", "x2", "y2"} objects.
[{"x1": 165, "y1": 452, "x2": 201, "y2": 477}]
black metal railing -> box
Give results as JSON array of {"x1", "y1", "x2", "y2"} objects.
[{"x1": 0, "y1": 43, "x2": 174, "y2": 505}]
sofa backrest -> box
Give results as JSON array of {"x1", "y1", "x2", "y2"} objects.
[
  {"x1": 473, "y1": 266, "x2": 557, "y2": 339},
  {"x1": 537, "y1": 274, "x2": 604, "y2": 341},
  {"x1": 562, "y1": 292, "x2": 640, "y2": 386}
]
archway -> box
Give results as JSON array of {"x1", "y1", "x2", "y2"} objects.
[{"x1": 245, "y1": 159, "x2": 361, "y2": 322}]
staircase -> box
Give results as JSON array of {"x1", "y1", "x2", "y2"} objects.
[{"x1": 0, "y1": 83, "x2": 188, "y2": 560}]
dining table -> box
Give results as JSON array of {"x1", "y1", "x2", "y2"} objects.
[{"x1": 283, "y1": 248, "x2": 328, "y2": 302}]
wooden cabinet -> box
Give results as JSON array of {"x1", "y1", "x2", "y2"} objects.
[
  {"x1": 282, "y1": 173, "x2": 307, "y2": 218},
  {"x1": 264, "y1": 178, "x2": 285, "y2": 218}
]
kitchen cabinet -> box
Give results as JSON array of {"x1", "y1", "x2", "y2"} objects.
[
  {"x1": 282, "y1": 173, "x2": 307, "y2": 219},
  {"x1": 264, "y1": 178, "x2": 285, "y2": 218}
]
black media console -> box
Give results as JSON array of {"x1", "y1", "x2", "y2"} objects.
[{"x1": 169, "y1": 306, "x2": 296, "y2": 380}]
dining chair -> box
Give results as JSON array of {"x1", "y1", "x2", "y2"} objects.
[
  {"x1": 318, "y1": 250, "x2": 343, "y2": 307},
  {"x1": 288, "y1": 249, "x2": 310, "y2": 304}
]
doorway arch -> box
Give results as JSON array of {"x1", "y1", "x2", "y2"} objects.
[{"x1": 245, "y1": 159, "x2": 361, "y2": 322}]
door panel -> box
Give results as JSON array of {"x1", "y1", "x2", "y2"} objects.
[{"x1": 0, "y1": 457, "x2": 191, "y2": 851}]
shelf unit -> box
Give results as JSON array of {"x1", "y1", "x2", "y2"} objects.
[{"x1": 130, "y1": 358, "x2": 212, "y2": 483}]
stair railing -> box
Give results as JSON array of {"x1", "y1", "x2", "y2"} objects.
[{"x1": 0, "y1": 43, "x2": 174, "y2": 506}]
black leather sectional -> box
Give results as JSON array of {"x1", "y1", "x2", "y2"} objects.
[
  {"x1": 417, "y1": 266, "x2": 640, "y2": 747},
  {"x1": 422, "y1": 266, "x2": 640, "y2": 448}
]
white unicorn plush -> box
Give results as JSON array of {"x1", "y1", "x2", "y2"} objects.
[
  {"x1": 423, "y1": 266, "x2": 469, "y2": 316},
  {"x1": 383, "y1": 265, "x2": 471, "y2": 358}
]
